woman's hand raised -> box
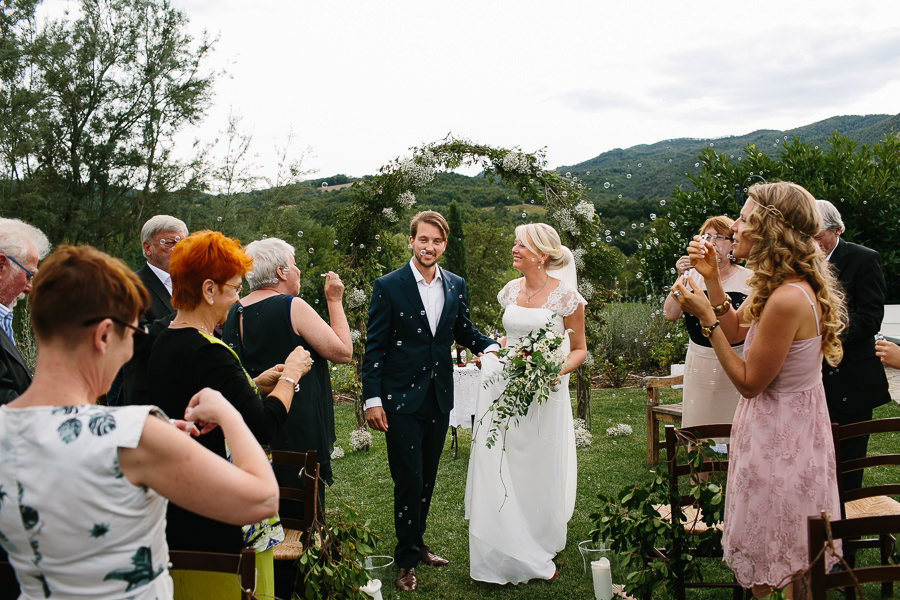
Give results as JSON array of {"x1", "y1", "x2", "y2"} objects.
[
  {"x1": 185, "y1": 388, "x2": 240, "y2": 435},
  {"x1": 670, "y1": 275, "x2": 716, "y2": 324},
  {"x1": 323, "y1": 271, "x2": 345, "y2": 302},
  {"x1": 687, "y1": 235, "x2": 720, "y2": 280}
]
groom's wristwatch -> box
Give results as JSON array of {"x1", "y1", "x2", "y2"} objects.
[{"x1": 700, "y1": 320, "x2": 720, "y2": 338}]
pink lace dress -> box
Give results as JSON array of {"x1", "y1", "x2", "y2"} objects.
[{"x1": 722, "y1": 285, "x2": 841, "y2": 587}]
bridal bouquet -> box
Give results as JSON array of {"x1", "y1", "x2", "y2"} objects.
[{"x1": 481, "y1": 318, "x2": 572, "y2": 449}]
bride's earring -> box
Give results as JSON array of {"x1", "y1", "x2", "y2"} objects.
[{"x1": 538, "y1": 259, "x2": 544, "y2": 270}]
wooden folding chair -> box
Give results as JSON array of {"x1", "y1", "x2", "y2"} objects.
[
  {"x1": 659, "y1": 423, "x2": 746, "y2": 600},
  {"x1": 644, "y1": 374, "x2": 683, "y2": 464},
  {"x1": 168, "y1": 548, "x2": 256, "y2": 600},
  {"x1": 831, "y1": 417, "x2": 900, "y2": 598},
  {"x1": 808, "y1": 513, "x2": 900, "y2": 598},
  {"x1": 270, "y1": 450, "x2": 320, "y2": 599}
]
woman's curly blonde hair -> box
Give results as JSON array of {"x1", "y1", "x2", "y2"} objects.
[{"x1": 740, "y1": 182, "x2": 847, "y2": 366}]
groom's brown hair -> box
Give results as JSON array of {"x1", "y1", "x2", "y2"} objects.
[{"x1": 409, "y1": 210, "x2": 449, "y2": 240}]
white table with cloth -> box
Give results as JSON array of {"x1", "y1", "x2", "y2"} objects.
[{"x1": 449, "y1": 364, "x2": 482, "y2": 457}]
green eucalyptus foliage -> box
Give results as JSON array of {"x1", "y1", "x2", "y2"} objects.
[
  {"x1": 292, "y1": 507, "x2": 378, "y2": 600},
  {"x1": 590, "y1": 440, "x2": 727, "y2": 598}
]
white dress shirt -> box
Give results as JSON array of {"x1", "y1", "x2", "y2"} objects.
[{"x1": 147, "y1": 262, "x2": 172, "y2": 295}]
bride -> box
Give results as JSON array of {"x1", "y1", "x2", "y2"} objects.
[{"x1": 465, "y1": 222, "x2": 587, "y2": 584}]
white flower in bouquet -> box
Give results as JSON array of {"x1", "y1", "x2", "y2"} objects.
[
  {"x1": 349, "y1": 428, "x2": 372, "y2": 451},
  {"x1": 606, "y1": 423, "x2": 633, "y2": 437},
  {"x1": 330, "y1": 445, "x2": 345, "y2": 460},
  {"x1": 479, "y1": 317, "x2": 572, "y2": 449}
]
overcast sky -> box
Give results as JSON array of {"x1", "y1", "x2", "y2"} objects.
[{"x1": 43, "y1": 0, "x2": 900, "y2": 180}]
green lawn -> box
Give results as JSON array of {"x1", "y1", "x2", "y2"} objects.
[{"x1": 325, "y1": 389, "x2": 900, "y2": 599}]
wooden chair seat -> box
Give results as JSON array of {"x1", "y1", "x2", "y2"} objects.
[
  {"x1": 653, "y1": 503, "x2": 723, "y2": 534},
  {"x1": 644, "y1": 374, "x2": 684, "y2": 464},
  {"x1": 845, "y1": 495, "x2": 900, "y2": 519}
]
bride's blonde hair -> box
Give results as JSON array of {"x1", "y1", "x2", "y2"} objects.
[
  {"x1": 741, "y1": 182, "x2": 846, "y2": 366},
  {"x1": 515, "y1": 223, "x2": 569, "y2": 271}
]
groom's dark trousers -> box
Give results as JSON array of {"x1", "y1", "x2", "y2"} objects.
[{"x1": 362, "y1": 262, "x2": 494, "y2": 569}]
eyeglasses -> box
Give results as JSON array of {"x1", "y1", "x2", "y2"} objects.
[
  {"x1": 220, "y1": 282, "x2": 242, "y2": 294},
  {"x1": 157, "y1": 236, "x2": 183, "y2": 248},
  {"x1": 707, "y1": 234, "x2": 733, "y2": 242},
  {"x1": 4, "y1": 254, "x2": 36, "y2": 281},
  {"x1": 82, "y1": 316, "x2": 149, "y2": 337}
]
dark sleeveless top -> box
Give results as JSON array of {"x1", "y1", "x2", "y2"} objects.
[
  {"x1": 223, "y1": 295, "x2": 335, "y2": 487},
  {"x1": 683, "y1": 290, "x2": 749, "y2": 347}
]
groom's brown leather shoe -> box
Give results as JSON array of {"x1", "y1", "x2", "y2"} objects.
[
  {"x1": 419, "y1": 546, "x2": 450, "y2": 567},
  {"x1": 396, "y1": 567, "x2": 418, "y2": 591}
]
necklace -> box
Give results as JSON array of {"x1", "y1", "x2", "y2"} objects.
[
  {"x1": 173, "y1": 320, "x2": 213, "y2": 335},
  {"x1": 524, "y1": 276, "x2": 549, "y2": 304}
]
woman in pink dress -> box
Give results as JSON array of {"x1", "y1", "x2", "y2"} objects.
[{"x1": 671, "y1": 182, "x2": 846, "y2": 598}]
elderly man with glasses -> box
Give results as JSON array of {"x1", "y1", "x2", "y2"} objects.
[
  {"x1": 0, "y1": 217, "x2": 50, "y2": 405},
  {"x1": 110, "y1": 215, "x2": 188, "y2": 406},
  {"x1": 137, "y1": 214, "x2": 189, "y2": 323}
]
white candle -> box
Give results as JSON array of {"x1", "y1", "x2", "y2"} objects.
[
  {"x1": 360, "y1": 579, "x2": 383, "y2": 600},
  {"x1": 591, "y1": 557, "x2": 613, "y2": 600}
]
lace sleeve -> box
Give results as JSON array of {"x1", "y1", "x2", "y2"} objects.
[
  {"x1": 546, "y1": 281, "x2": 587, "y2": 317},
  {"x1": 497, "y1": 279, "x2": 520, "y2": 308}
]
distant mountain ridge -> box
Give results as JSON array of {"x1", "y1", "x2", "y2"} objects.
[{"x1": 560, "y1": 113, "x2": 899, "y2": 201}]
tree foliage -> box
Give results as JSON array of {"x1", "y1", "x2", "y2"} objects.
[
  {"x1": 0, "y1": 0, "x2": 214, "y2": 255},
  {"x1": 636, "y1": 132, "x2": 900, "y2": 302}
]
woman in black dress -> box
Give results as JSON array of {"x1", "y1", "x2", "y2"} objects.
[
  {"x1": 222, "y1": 237, "x2": 352, "y2": 505},
  {"x1": 146, "y1": 231, "x2": 312, "y2": 597}
]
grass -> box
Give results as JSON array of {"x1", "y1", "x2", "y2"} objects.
[{"x1": 325, "y1": 389, "x2": 900, "y2": 600}]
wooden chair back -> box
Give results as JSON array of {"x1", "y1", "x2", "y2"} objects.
[
  {"x1": 167, "y1": 548, "x2": 256, "y2": 600},
  {"x1": 832, "y1": 417, "x2": 900, "y2": 518},
  {"x1": 808, "y1": 513, "x2": 900, "y2": 597},
  {"x1": 663, "y1": 424, "x2": 743, "y2": 600},
  {"x1": 270, "y1": 450, "x2": 319, "y2": 558},
  {"x1": 644, "y1": 374, "x2": 684, "y2": 463}
]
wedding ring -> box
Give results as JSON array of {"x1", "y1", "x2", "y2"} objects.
[{"x1": 672, "y1": 291, "x2": 681, "y2": 298}]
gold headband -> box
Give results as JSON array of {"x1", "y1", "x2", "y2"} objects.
[{"x1": 748, "y1": 196, "x2": 815, "y2": 237}]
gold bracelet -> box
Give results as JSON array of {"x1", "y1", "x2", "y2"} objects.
[{"x1": 712, "y1": 297, "x2": 732, "y2": 316}]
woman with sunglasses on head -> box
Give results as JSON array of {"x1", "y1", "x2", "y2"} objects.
[
  {"x1": 671, "y1": 182, "x2": 846, "y2": 598},
  {"x1": 664, "y1": 216, "x2": 752, "y2": 433},
  {"x1": 0, "y1": 245, "x2": 280, "y2": 599},
  {"x1": 146, "y1": 231, "x2": 312, "y2": 599}
]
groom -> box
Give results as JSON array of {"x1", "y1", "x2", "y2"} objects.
[{"x1": 362, "y1": 210, "x2": 497, "y2": 592}]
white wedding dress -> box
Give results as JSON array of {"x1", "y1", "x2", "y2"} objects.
[{"x1": 465, "y1": 277, "x2": 585, "y2": 584}]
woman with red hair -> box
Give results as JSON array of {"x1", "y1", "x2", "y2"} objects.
[{"x1": 147, "y1": 231, "x2": 311, "y2": 597}]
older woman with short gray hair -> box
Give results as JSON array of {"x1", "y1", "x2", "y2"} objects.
[{"x1": 222, "y1": 237, "x2": 352, "y2": 511}]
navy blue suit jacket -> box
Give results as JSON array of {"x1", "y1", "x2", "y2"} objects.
[{"x1": 361, "y1": 263, "x2": 494, "y2": 415}]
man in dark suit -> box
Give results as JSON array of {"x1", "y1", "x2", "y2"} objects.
[
  {"x1": 113, "y1": 215, "x2": 187, "y2": 405},
  {"x1": 815, "y1": 200, "x2": 891, "y2": 490},
  {"x1": 136, "y1": 215, "x2": 187, "y2": 322},
  {"x1": 0, "y1": 218, "x2": 50, "y2": 405},
  {"x1": 362, "y1": 211, "x2": 496, "y2": 592}
]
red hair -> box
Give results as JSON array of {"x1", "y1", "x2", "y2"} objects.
[
  {"x1": 169, "y1": 231, "x2": 253, "y2": 310},
  {"x1": 30, "y1": 245, "x2": 150, "y2": 342}
]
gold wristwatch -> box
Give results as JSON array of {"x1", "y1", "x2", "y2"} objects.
[{"x1": 701, "y1": 320, "x2": 720, "y2": 338}]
